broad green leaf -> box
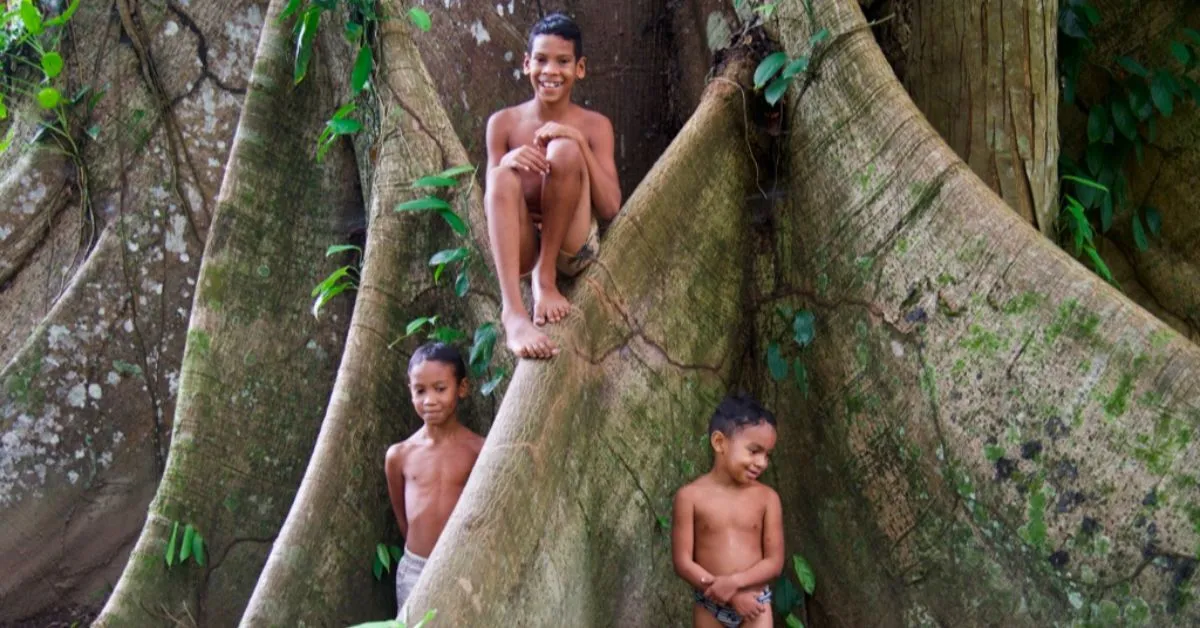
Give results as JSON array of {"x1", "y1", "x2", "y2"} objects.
[
  {"x1": 1151, "y1": 72, "x2": 1175, "y2": 117},
  {"x1": 278, "y1": 0, "x2": 303, "y2": 22},
  {"x1": 377, "y1": 542, "x2": 391, "y2": 570},
  {"x1": 754, "y1": 51, "x2": 788, "y2": 89},
  {"x1": 433, "y1": 261, "x2": 447, "y2": 283},
  {"x1": 331, "y1": 101, "x2": 358, "y2": 120},
  {"x1": 86, "y1": 124, "x2": 100, "y2": 140},
  {"x1": 344, "y1": 20, "x2": 363, "y2": 42},
  {"x1": 1059, "y1": 7, "x2": 1088, "y2": 38},
  {"x1": 406, "y1": 316, "x2": 436, "y2": 336},
  {"x1": 1116, "y1": 56, "x2": 1150, "y2": 78},
  {"x1": 372, "y1": 555, "x2": 383, "y2": 580},
  {"x1": 326, "y1": 244, "x2": 361, "y2": 257},
  {"x1": 44, "y1": 0, "x2": 80, "y2": 26},
  {"x1": 469, "y1": 323, "x2": 498, "y2": 376},
  {"x1": 36, "y1": 87, "x2": 61, "y2": 110},
  {"x1": 1109, "y1": 100, "x2": 1137, "y2": 140},
  {"x1": 192, "y1": 531, "x2": 206, "y2": 566},
  {"x1": 1132, "y1": 213, "x2": 1149, "y2": 252},
  {"x1": 1128, "y1": 81, "x2": 1153, "y2": 120},
  {"x1": 781, "y1": 56, "x2": 809, "y2": 80},
  {"x1": 764, "y1": 75, "x2": 790, "y2": 106},
  {"x1": 20, "y1": 0, "x2": 43, "y2": 35},
  {"x1": 1085, "y1": 143, "x2": 1103, "y2": 176},
  {"x1": 773, "y1": 575, "x2": 800, "y2": 612},
  {"x1": 809, "y1": 28, "x2": 830, "y2": 47},
  {"x1": 293, "y1": 7, "x2": 321, "y2": 85},
  {"x1": 180, "y1": 524, "x2": 195, "y2": 563},
  {"x1": 311, "y1": 266, "x2": 351, "y2": 297},
  {"x1": 41, "y1": 52, "x2": 63, "y2": 79},
  {"x1": 438, "y1": 208, "x2": 469, "y2": 235},
  {"x1": 412, "y1": 175, "x2": 459, "y2": 188},
  {"x1": 1172, "y1": 41, "x2": 1194, "y2": 67},
  {"x1": 786, "y1": 614, "x2": 805, "y2": 628},
  {"x1": 454, "y1": 269, "x2": 470, "y2": 297},
  {"x1": 1100, "y1": 192, "x2": 1113, "y2": 233},
  {"x1": 396, "y1": 196, "x2": 452, "y2": 212},
  {"x1": 1145, "y1": 206, "x2": 1162, "y2": 236},
  {"x1": 429, "y1": 326, "x2": 466, "y2": 344},
  {"x1": 438, "y1": 164, "x2": 476, "y2": 178},
  {"x1": 766, "y1": 343, "x2": 787, "y2": 381},
  {"x1": 429, "y1": 247, "x2": 470, "y2": 266},
  {"x1": 351, "y1": 45, "x2": 373, "y2": 94},
  {"x1": 408, "y1": 7, "x2": 432, "y2": 32},
  {"x1": 1086, "y1": 105, "x2": 1108, "y2": 143},
  {"x1": 165, "y1": 521, "x2": 179, "y2": 567},
  {"x1": 311, "y1": 281, "x2": 352, "y2": 318},
  {"x1": 481, "y1": 370, "x2": 506, "y2": 396},
  {"x1": 327, "y1": 117, "x2": 363, "y2": 135},
  {"x1": 389, "y1": 545, "x2": 403, "y2": 562},
  {"x1": 1061, "y1": 175, "x2": 1107, "y2": 193},
  {"x1": 792, "y1": 310, "x2": 816, "y2": 347},
  {"x1": 793, "y1": 554, "x2": 816, "y2": 594}
]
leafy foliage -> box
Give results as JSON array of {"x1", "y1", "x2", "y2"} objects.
[
  {"x1": 162, "y1": 520, "x2": 206, "y2": 569},
  {"x1": 765, "y1": 306, "x2": 817, "y2": 396},
  {"x1": 773, "y1": 552, "x2": 816, "y2": 628}
]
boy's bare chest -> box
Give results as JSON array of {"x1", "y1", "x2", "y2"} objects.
[
  {"x1": 403, "y1": 446, "x2": 475, "y2": 488},
  {"x1": 507, "y1": 118, "x2": 586, "y2": 149},
  {"x1": 694, "y1": 495, "x2": 765, "y2": 534}
]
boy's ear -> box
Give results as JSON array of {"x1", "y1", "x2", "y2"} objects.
[
  {"x1": 710, "y1": 431, "x2": 725, "y2": 454},
  {"x1": 458, "y1": 379, "x2": 470, "y2": 398},
  {"x1": 576, "y1": 57, "x2": 586, "y2": 79},
  {"x1": 522, "y1": 52, "x2": 531, "y2": 74}
]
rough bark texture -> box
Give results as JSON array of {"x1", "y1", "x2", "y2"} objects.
[
  {"x1": 93, "y1": 0, "x2": 355, "y2": 623},
  {"x1": 765, "y1": 0, "x2": 1200, "y2": 624},
  {"x1": 402, "y1": 64, "x2": 758, "y2": 626},
  {"x1": 888, "y1": 0, "x2": 1059, "y2": 235},
  {"x1": 0, "y1": 1, "x2": 264, "y2": 620},
  {"x1": 239, "y1": 3, "x2": 504, "y2": 623}
]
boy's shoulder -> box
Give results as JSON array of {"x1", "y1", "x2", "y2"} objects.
[{"x1": 675, "y1": 474, "x2": 712, "y2": 499}]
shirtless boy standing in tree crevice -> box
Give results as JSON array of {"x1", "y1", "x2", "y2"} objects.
[{"x1": 485, "y1": 13, "x2": 621, "y2": 360}]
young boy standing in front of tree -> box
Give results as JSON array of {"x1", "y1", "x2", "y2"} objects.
[
  {"x1": 673, "y1": 394, "x2": 784, "y2": 627},
  {"x1": 385, "y1": 343, "x2": 485, "y2": 619},
  {"x1": 484, "y1": 13, "x2": 622, "y2": 360}
]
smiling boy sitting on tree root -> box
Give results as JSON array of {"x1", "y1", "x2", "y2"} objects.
[{"x1": 484, "y1": 13, "x2": 622, "y2": 360}]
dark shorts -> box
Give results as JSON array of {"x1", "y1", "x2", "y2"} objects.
[{"x1": 693, "y1": 586, "x2": 772, "y2": 628}]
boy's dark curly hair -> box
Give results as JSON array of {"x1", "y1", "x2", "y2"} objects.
[
  {"x1": 408, "y1": 342, "x2": 467, "y2": 381},
  {"x1": 528, "y1": 12, "x2": 583, "y2": 59},
  {"x1": 708, "y1": 393, "x2": 776, "y2": 436}
]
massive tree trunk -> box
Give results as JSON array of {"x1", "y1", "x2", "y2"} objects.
[{"x1": 5, "y1": 0, "x2": 1200, "y2": 625}]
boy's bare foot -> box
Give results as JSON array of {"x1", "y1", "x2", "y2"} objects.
[
  {"x1": 503, "y1": 313, "x2": 559, "y2": 359},
  {"x1": 532, "y1": 281, "x2": 572, "y2": 325}
]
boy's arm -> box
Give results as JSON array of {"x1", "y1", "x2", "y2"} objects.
[
  {"x1": 488, "y1": 111, "x2": 549, "y2": 176},
  {"x1": 671, "y1": 488, "x2": 715, "y2": 590},
  {"x1": 729, "y1": 489, "x2": 785, "y2": 590},
  {"x1": 384, "y1": 444, "x2": 408, "y2": 539},
  {"x1": 534, "y1": 116, "x2": 621, "y2": 220}
]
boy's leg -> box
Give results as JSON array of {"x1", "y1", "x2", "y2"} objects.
[
  {"x1": 533, "y1": 136, "x2": 593, "y2": 325},
  {"x1": 692, "y1": 604, "x2": 726, "y2": 628},
  {"x1": 743, "y1": 607, "x2": 773, "y2": 628},
  {"x1": 485, "y1": 166, "x2": 557, "y2": 359}
]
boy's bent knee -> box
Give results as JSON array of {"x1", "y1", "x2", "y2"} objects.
[
  {"x1": 545, "y1": 137, "x2": 582, "y2": 172},
  {"x1": 487, "y1": 166, "x2": 521, "y2": 191}
]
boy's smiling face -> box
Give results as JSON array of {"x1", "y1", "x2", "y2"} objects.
[
  {"x1": 408, "y1": 360, "x2": 468, "y2": 426},
  {"x1": 524, "y1": 34, "x2": 585, "y2": 104},
  {"x1": 712, "y1": 421, "x2": 777, "y2": 484}
]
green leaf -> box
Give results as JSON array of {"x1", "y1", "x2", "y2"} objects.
[
  {"x1": 311, "y1": 266, "x2": 352, "y2": 298},
  {"x1": 481, "y1": 370, "x2": 506, "y2": 396},
  {"x1": 786, "y1": 614, "x2": 805, "y2": 628},
  {"x1": 1062, "y1": 175, "x2": 1107, "y2": 193},
  {"x1": 408, "y1": 7, "x2": 432, "y2": 32},
  {"x1": 754, "y1": 52, "x2": 789, "y2": 89},
  {"x1": 773, "y1": 575, "x2": 800, "y2": 612},
  {"x1": 406, "y1": 316, "x2": 436, "y2": 337},
  {"x1": 1085, "y1": 143, "x2": 1103, "y2": 176},
  {"x1": 344, "y1": 20, "x2": 363, "y2": 42},
  {"x1": 766, "y1": 343, "x2": 788, "y2": 381},
  {"x1": 294, "y1": 7, "x2": 321, "y2": 85},
  {"x1": 311, "y1": 281, "x2": 352, "y2": 318},
  {"x1": 1086, "y1": 105, "x2": 1108, "y2": 143},
  {"x1": 326, "y1": 244, "x2": 361, "y2": 257},
  {"x1": 793, "y1": 554, "x2": 816, "y2": 595},
  {"x1": 764, "y1": 75, "x2": 790, "y2": 106},
  {"x1": 437, "y1": 164, "x2": 476, "y2": 178},
  {"x1": 1116, "y1": 56, "x2": 1150, "y2": 78},
  {"x1": 86, "y1": 124, "x2": 101, "y2": 141},
  {"x1": 1110, "y1": 100, "x2": 1137, "y2": 140},
  {"x1": 165, "y1": 521, "x2": 179, "y2": 567},
  {"x1": 412, "y1": 175, "x2": 459, "y2": 188},
  {"x1": 792, "y1": 310, "x2": 816, "y2": 347},
  {"x1": 781, "y1": 57, "x2": 809, "y2": 80},
  {"x1": 454, "y1": 268, "x2": 470, "y2": 297},
  {"x1": 1100, "y1": 192, "x2": 1113, "y2": 233},
  {"x1": 433, "y1": 262, "x2": 447, "y2": 284},
  {"x1": 438, "y1": 208, "x2": 469, "y2": 236},
  {"x1": 1151, "y1": 72, "x2": 1175, "y2": 117},
  {"x1": 1172, "y1": 41, "x2": 1194, "y2": 67},
  {"x1": 180, "y1": 524, "x2": 195, "y2": 563},
  {"x1": 36, "y1": 87, "x2": 61, "y2": 110},
  {"x1": 377, "y1": 542, "x2": 391, "y2": 571},
  {"x1": 351, "y1": 45, "x2": 373, "y2": 94},
  {"x1": 41, "y1": 52, "x2": 63, "y2": 79},
  {"x1": 389, "y1": 545, "x2": 404, "y2": 562},
  {"x1": 1128, "y1": 81, "x2": 1153, "y2": 120},
  {"x1": 1132, "y1": 213, "x2": 1149, "y2": 251},
  {"x1": 429, "y1": 326, "x2": 466, "y2": 344},
  {"x1": 327, "y1": 117, "x2": 363, "y2": 135},
  {"x1": 809, "y1": 28, "x2": 830, "y2": 47},
  {"x1": 0, "y1": 98, "x2": 7, "y2": 121},
  {"x1": 429, "y1": 247, "x2": 470, "y2": 266},
  {"x1": 469, "y1": 323, "x2": 498, "y2": 376},
  {"x1": 44, "y1": 0, "x2": 80, "y2": 26},
  {"x1": 1145, "y1": 206, "x2": 1161, "y2": 236},
  {"x1": 793, "y1": 359, "x2": 808, "y2": 397},
  {"x1": 372, "y1": 555, "x2": 383, "y2": 580},
  {"x1": 192, "y1": 531, "x2": 206, "y2": 566},
  {"x1": 1085, "y1": 245, "x2": 1114, "y2": 284},
  {"x1": 278, "y1": 0, "x2": 303, "y2": 22},
  {"x1": 396, "y1": 196, "x2": 452, "y2": 212},
  {"x1": 20, "y1": 0, "x2": 43, "y2": 35}
]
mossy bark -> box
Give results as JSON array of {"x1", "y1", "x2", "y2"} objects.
[
  {"x1": 93, "y1": 0, "x2": 355, "y2": 623},
  {"x1": 239, "y1": 3, "x2": 505, "y2": 624}
]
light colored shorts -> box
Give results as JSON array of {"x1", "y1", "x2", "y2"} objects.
[{"x1": 395, "y1": 548, "x2": 427, "y2": 619}]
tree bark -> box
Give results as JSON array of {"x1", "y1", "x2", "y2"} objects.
[
  {"x1": 94, "y1": 0, "x2": 355, "y2": 623},
  {"x1": 893, "y1": 0, "x2": 1059, "y2": 236}
]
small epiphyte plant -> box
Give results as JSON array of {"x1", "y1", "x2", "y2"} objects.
[
  {"x1": 766, "y1": 307, "x2": 816, "y2": 397},
  {"x1": 371, "y1": 541, "x2": 403, "y2": 580},
  {"x1": 772, "y1": 553, "x2": 816, "y2": 628},
  {"x1": 0, "y1": 0, "x2": 83, "y2": 153},
  {"x1": 741, "y1": 0, "x2": 826, "y2": 105},
  {"x1": 162, "y1": 520, "x2": 207, "y2": 569},
  {"x1": 311, "y1": 243, "x2": 362, "y2": 318},
  {"x1": 1056, "y1": 174, "x2": 1115, "y2": 283}
]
